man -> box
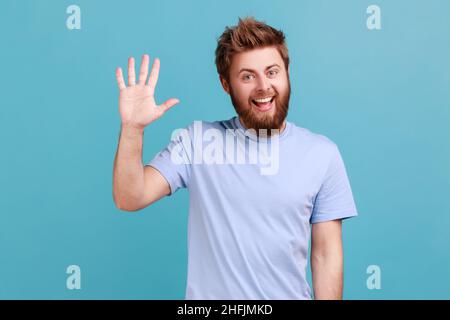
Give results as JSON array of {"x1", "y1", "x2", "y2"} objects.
[{"x1": 113, "y1": 17, "x2": 358, "y2": 300}]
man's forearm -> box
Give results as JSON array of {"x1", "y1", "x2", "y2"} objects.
[
  {"x1": 113, "y1": 125, "x2": 146, "y2": 210},
  {"x1": 311, "y1": 248, "x2": 343, "y2": 299}
]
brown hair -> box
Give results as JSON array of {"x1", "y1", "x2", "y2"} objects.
[{"x1": 215, "y1": 16, "x2": 290, "y2": 82}]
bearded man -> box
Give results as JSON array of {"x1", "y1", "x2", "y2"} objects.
[{"x1": 113, "y1": 17, "x2": 358, "y2": 300}]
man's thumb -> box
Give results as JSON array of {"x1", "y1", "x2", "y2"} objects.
[{"x1": 160, "y1": 98, "x2": 180, "y2": 113}]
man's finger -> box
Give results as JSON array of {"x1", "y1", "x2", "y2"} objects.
[
  {"x1": 116, "y1": 67, "x2": 126, "y2": 90},
  {"x1": 159, "y1": 98, "x2": 180, "y2": 113},
  {"x1": 147, "y1": 57, "x2": 160, "y2": 95},
  {"x1": 128, "y1": 57, "x2": 136, "y2": 86},
  {"x1": 138, "y1": 54, "x2": 149, "y2": 85}
]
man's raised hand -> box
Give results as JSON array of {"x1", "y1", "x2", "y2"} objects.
[{"x1": 115, "y1": 54, "x2": 180, "y2": 130}]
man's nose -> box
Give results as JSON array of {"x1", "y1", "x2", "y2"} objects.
[{"x1": 255, "y1": 76, "x2": 271, "y2": 92}]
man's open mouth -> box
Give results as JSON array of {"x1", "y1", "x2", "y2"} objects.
[{"x1": 251, "y1": 96, "x2": 275, "y2": 112}]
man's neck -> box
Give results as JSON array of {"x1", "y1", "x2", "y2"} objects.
[{"x1": 239, "y1": 116, "x2": 287, "y2": 135}]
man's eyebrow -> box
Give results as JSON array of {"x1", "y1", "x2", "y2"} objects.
[{"x1": 238, "y1": 64, "x2": 281, "y2": 74}]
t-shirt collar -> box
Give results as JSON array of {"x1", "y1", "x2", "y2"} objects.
[{"x1": 233, "y1": 116, "x2": 291, "y2": 142}]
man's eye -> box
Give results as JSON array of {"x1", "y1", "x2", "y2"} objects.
[
  {"x1": 268, "y1": 70, "x2": 278, "y2": 77},
  {"x1": 243, "y1": 74, "x2": 254, "y2": 81}
]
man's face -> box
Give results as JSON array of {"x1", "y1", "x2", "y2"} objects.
[{"x1": 221, "y1": 46, "x2": 291, "y2": 136}]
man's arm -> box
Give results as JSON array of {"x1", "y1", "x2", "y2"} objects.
[
  {"x1": 112, "y1": 54, "x2": 179, "y2": 211},
  {"x1": 113, "y1": 125, "x2": 170, "y2": 211},
  {"x1": 310, "y1": 219, "x2": 343, "y2": 299}
]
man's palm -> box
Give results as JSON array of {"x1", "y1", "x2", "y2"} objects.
[{"x1": 115, "y1": 55, "x2": 179, "y2": 129}]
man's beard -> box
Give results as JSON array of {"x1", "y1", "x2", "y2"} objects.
[{"x1": 229, "y1": 78, "x2": 290, "y2": 137}]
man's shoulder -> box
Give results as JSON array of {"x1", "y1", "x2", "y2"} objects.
[
  {"x1": 288, "y1": 121, "x2": 338, "y2": 151},
  {"x1": 182, "y1": 117, "x2": 236, "y2": 133},
  {"x1": 170, "y1": 118, "x2": 235, "y2": 146}
]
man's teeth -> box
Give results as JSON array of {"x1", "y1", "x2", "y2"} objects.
[{"x1": 254, "y1": 97, "x2": 273, "y2": 103}]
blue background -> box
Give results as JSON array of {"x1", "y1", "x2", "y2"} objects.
[{"x1": 1, "y1": 0, "x2": 449, "y2": 299}]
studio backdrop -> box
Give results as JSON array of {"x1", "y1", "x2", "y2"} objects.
[{"x1": 1, "y1": 0, "x2": 449, "y2": 299}]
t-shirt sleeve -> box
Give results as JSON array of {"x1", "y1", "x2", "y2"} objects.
[
  {"x1": 310, "y1": 144, "x2": 358, "y2": 224},
  {"x1": 144, "y1": 126, "x2": 192, "y2": 196}
]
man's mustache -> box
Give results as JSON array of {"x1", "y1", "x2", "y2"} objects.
[{"x1": 251, "y1": 92, "x2": 277, "y2": 100}]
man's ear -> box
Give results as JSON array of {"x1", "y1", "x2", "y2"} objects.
[{"x1": 219, "y1": 75, "x2": 230, "y2": 94}]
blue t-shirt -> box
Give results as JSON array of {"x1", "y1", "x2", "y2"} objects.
[{"x1": 145, "y1": 116, "x2": 358, "y2": 299}]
